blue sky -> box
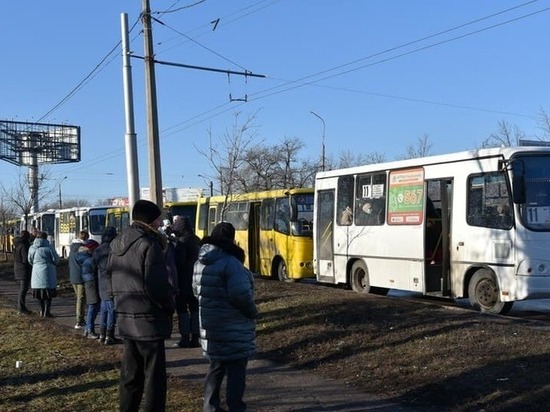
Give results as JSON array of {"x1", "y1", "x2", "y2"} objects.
[{"x1": 1, "y1": 0, "x2": 549, "y2": 206}]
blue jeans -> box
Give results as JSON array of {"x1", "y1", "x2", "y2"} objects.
[
  {"x1": 99, "y1": 299, "x2": 116, "y2": 331},
  {"x1": 86, "y1": 302, "x2": 99, "y2": 333}
]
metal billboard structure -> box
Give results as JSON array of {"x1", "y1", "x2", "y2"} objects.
[{"x1": 0, "y1": 120, "x2": 81, "y2": 213}]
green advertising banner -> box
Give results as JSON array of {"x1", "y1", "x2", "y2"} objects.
[{"x1": 388, "y1": 168, "x2": 424, "y2": 225}]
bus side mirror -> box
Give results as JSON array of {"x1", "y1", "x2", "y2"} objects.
[
  {"x1": 290, "y1": 204, "x2": 297, "y2": 221},
  {"x1": 511, "y1": 160, "x2": 526, "y2": 204},
  {"x1": 512, "y1": 176, "x2": 526, "y2": 204}
]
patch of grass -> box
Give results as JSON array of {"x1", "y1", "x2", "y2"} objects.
[
  {"x1": 3, "y1": 253, "x2": 550, "y2": 411},
  {"x1": 0, "y1": 307, "x2": 202, "y2": 411},
  {"x1": 255, "y1": 279, "x2": 550, "y2": 411}
]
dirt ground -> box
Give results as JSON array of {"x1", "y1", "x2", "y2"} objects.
[
  {"x1": 253, "y1": 278, "x2": 550, "y2": 412},
  {"x1": 2, "y1": 257, "x2": 550, "y2": 411}
]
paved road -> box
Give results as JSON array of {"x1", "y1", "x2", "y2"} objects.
[{"x1": 0, "y1": 278, "x2": 415, "y2": 411}]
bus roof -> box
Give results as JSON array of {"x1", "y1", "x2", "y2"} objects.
[{"x1": 316, "y1": 146, "x2": 550, "y2": 180}]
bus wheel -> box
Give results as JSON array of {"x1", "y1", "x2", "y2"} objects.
[
  {"x1": 350, "y1": 261, "x2": 370, "y2": 293},
  {"x1": 277, "y1": 260, "x2": 294, "y2": 283},
  {"x1": 468, "y1": 269, "x2": 513, "y2": 315}
]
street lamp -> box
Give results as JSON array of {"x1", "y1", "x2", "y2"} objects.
[
  {"x1": 198, "y1": 174, "x2": 214, "y2": 196},
  {"x1": 310, "y1": 111, "x2": 326, "y2": 171},
  {"x1": 58, "y1": 176, "x2": 68, "y2": 208}
]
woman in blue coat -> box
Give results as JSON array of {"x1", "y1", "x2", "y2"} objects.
[
  {"x1": 28, "y1": 231, "x2": 60, "y2": 317},
  {"x1": 193, "y1": 222, "x2": 257, "y2": 412}
]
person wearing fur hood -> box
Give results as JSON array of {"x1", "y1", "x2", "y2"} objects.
[{"x1": 193, "y1": 221, "x2": 257, "y2": 412}]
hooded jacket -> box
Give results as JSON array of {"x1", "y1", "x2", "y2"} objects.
[
  {"x1": 193, "y1": 236, "x2": 257, "y2": 360},
  {"x1": 68, "y1": 239, "x2": 85, "y2": 284},
  {"x1": 28, "y1": 238, "x2": 59, "y2": 289},
  {"x1": 93, "y1": 238, "x2": 115, "y2": 301},
  {"x1": 107, "y1": 221, "x2": 175, "y2": 341},
  {"x1": 13, "y1": 235, "x2": 32, "y2": 281},
  {"x1": 172, "y1": 222, "x2": 200, "y2": 298}
]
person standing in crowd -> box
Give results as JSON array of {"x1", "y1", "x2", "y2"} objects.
[
  {"x1": 172, "y1": 216, "x2": 201, "y2": 348},
  {"x1": 107, "y1": 200, "x2": 175, "y2": 412},
  {"x1": 193, "y1": 222, "x2": 257, "y2": 412},
  {"x1": 77, "y1": 239, "x2": 101, "y2": 339},
  {"x1": 93, "y1": 226, "x2": 118, "y2": 345},
  {"x1": 13, "y1": 230, "x2": 32, "y2": 314},
  {"x1": 68, "y1": 230, "x2": 89, "y2": 329},
  {"x1": 28, "y1": 231, "x2": 59, "y2": 318}
]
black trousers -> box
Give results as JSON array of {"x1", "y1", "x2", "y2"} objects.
[
  {"x1": 120, "y1": 339, "x2": 167, "y2": 412},
  {"x1": 17, "y1": 279, "x2": 30, "y2": 311},
  {"x1": 204, "y1": 358, "x2": 248, "y2": 412}
]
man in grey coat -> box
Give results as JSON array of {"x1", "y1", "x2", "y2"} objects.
[
  {"x1": 107, "y1": 200, "x2": 175, "y2": 412},
  {"x1": 193, "y1": 222, "x2": 257, "y2": 412}
]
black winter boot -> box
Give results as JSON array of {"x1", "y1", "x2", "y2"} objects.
[
  {"x1": 43, "y1": 299, "x2": 53, "y2": 317},
  {"x1": 104, "y1": 329, "x2": 118, "y2": 345},
  {"x1": 190, "y1": 334, "x2": 200, "y2": 348},
  {"x1": 98, "y1": 328, "x2": 107, "y2": 344}
]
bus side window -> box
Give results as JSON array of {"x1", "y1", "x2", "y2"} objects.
[{"x1": 274, "y1": 198, "x2": 290, "y2": 235}]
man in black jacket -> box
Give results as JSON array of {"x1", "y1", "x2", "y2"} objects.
[
  {"x1": 171, "y1": 216, "x2": 201, "y2": 348},
  {"x1": 107, "y1": 200, "x2": 175, "y2": 412},
  {"x1": 13, "y1": 230, "x2": 32, "y2": 314}
]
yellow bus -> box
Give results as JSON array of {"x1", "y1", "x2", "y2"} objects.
[
  {"x1": 164, "y1": 200, "x2": 199, "y2": 226},
  {"x1": 105, "y1": 206, "x2": 131, "y2": 234},
  {"x1": 196, "y1": 188, "x2": 314, "y2": 282},
  {"x1": 106, "y1": 200, "x2": 199, "y2": 234}
]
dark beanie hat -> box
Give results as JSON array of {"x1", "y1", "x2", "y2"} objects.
[
  {"x1": 211, "y1": 222, "x2": 235, "y2": 242},
  {"x1": 102, "y1": 226, "x2": 117, "y2": 242},
  {"x1": 172, "y1": 216, "x2": 193, "y2": 234},
  {"x1": 132, "y1": 199, "x2": 162, "y2": 224}
]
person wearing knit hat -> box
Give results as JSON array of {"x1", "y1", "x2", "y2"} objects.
[
  {"x1": 132, "y1": 199, "x2": 162, "y2": 225},
  {"x1": 193, "y1": 222, "x2": 257, "y2": 411},
  {"x1": 108, "y1": 199, "x2": 175, "y2": 411}
]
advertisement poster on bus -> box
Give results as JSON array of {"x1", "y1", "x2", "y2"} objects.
[{"x1": 388, "y1": 168, "x2": 424, "y2": 225}]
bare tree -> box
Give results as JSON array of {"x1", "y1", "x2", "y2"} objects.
[
  {"x1": 0, "y1": 197, "x2": 17, "y2": 258},
  {"x1": 481, "y1": 120, "x2": 526, "y2": 148},
  {"x1": 398, "y1": 133, "x2": 433, "y2": 159},
  {"x1": 41, "y1": 198, "x2": 91, "y2": 210},
  {"x1": 0, "y1": 170, "x2": 55, "y2": 230},
  {"x1": 196, "y1": 111, "x2": 262, "y2": 219},
  {"x1": 238, "y1": 136, "x2": 318, "y2": 190},
  {"x1": 535, "y1": 107, "x2": 550, "y2": 140},
  {"x1": 334, "y1": 150, "x2": 386, "y2": 169}
]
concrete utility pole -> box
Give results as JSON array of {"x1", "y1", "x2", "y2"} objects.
[
  {"x1": 141, "y1": 0, "x2": 163, "y2": 208},
  {"x1": 120, "y1": 13, "x2": 140, "y2": 209}
]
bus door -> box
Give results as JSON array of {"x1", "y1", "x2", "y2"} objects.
[
  {"x1": 207, "y1": 204, "x2": 219, "y2": 236},
  {"x1": 316, "y1": 190, "x2": 335, "y2": 283},
  {"x1": 248, "y1": 202, "x2": 261, "y2": 273},
  {"x1": 425, "y1": 179, "x2": 453, "y2": 295}
]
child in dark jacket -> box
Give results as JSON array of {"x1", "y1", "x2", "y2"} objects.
[
  {"x1": 77, "y1": 239, "x2": 100, "y2": 339},
  {"x1": 93, "y1": 227, "x2": 118, "y2": 345}
]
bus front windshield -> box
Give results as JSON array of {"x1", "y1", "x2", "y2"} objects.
[
  {"x1": 517, "y1": 154, "x2": 550, "y2": 231},
  {"x1": 291, "y1": 193, "x2": 314, "y2": 237}
]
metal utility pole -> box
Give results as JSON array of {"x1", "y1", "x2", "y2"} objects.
[
  {"x1": 120, "y1": 13, "x2": 140, "y2": 208},
  {"x1": 58, "y1": 176, "x2": 67, "y2": 208},
  {"x1": 310, "y1": 111, "x2": 326, "y2": 172},
  {"x1": 141, "y1": 0, "x2": 163, "y2": 208}
]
